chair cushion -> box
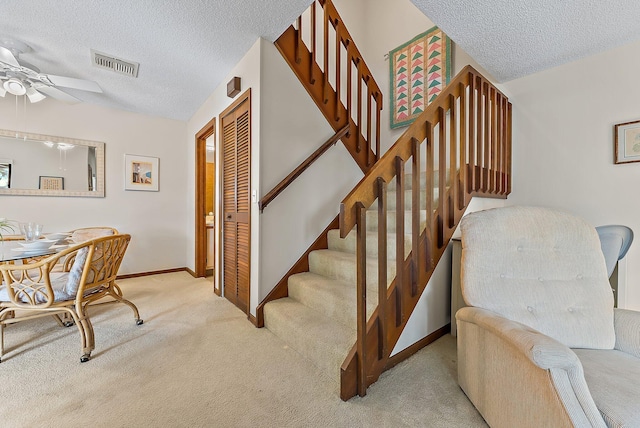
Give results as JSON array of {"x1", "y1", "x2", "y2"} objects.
[
  {"x1": 461, "y1": 206, "x2": 615, "y2": 349},
  {"x1": 71, "y1": 228, "x2": 114, "y2": 243},
  {"x1": 574, "y1": 349, "x2": 640, "y2": 428},
  {"x1": 0, "y1": 247, "x2": 89, "y2": 303}
]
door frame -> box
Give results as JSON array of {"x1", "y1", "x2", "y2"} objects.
[
  {"x1": 195, "y1": 117, "x2": 219, "y2": 293},
  {"x1": 219, "y1": 89, "x2": 251, "y2": 315}
]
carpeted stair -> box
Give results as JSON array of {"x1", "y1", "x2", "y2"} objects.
[{"x1": 263, "y1": 172, "x2": 439, "y2": 388}]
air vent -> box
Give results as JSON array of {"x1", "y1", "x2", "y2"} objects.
[{"x1": 91, "y1": 49, "x2": 139, "y2": 78}]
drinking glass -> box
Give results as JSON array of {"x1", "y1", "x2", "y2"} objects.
[{"x1": 20, "y1": 222, "x2": 43, "y2": 242}]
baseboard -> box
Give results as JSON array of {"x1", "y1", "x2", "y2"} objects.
[
  {"x1": 117, "y1": 267, "x2": 189, "y2": 280},
  {"x1": 248, "y1": 312, "x2": 258, "y2": 327},
  {"x1": 384, "y1": 324, "x2": 451, "y2": 370}
]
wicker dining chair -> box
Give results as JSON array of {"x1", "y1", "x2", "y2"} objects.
[{"x1": 0, "y1": 234, "x2": 142, "y2": 362}]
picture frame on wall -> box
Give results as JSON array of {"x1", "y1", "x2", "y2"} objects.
[
  {"x1": 614, "y1": 119, "x2": 640, "y2": 164},
  {"x1": 39, "y1": 176, "x2": 64, "y2": 190},
  {"x1": 124, "y1": 154, "x2": 159, "y2": 191}
]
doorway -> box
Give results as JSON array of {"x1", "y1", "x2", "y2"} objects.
[{"x1": 195, "y1": 117, "x2": 219, "y2": 293}]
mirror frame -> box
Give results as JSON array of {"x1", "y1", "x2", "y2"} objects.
[{"x1": 0, "y1": 129, "x2": 105, "y2": 197}]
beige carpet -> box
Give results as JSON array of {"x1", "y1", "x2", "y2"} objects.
[{"x1": 0, "y1": 272, "x2": 486, "y2": 427}]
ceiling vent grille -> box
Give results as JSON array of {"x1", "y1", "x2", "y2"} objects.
[{"x1": 91, "y1": 49, "x2": 139, "y2": 78}]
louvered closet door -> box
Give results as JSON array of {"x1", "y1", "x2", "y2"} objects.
[{"x1": 222, "y1": 98, "x2": 250, "y2": 313}]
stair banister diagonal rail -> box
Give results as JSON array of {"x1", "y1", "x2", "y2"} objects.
[
  {"x1": 339, "y1": 65, "x2": 512, "y2": 399},
  {"x1": 259, "y1": 125, "x2": 349, "y2": 211},
  {"x1": 275, "y1": 0, "x2": 382, "y2": 173}
]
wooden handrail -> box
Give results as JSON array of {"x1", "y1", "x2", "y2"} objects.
[
  {"x1": 259, "y1": 125, "x2": 350, "y2": 211},
  {"x1": 339, "y1": 65, "x2": 512, "y2": 399},
  {"x1": 275, "y1": 0, "x2": 382, "y2": 173}
]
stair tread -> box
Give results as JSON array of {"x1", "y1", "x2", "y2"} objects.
[
  {"x1": 309, "y1": 249, "x2": 397, "y2": 289},
  {"x1": 288, "y1": 272, "x2": 378, "y2": 328},
  {"x1": 327, "y1": 228, "x2": 413, "y2": 259},
  {"x1": 263, "y1": 298, "x2": 355, "y2": 381}
]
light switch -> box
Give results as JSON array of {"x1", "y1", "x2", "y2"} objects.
[{"x1": 252, "y1": 189, "x2": 257, "y2": 203}]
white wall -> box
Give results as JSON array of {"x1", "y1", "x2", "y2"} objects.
[
  {"x1": 0, "y1": 97, "x2": 187, "y2": 275},
  {"x1": 335, "y1": 0, "x2": 496, "y2": 154},
  {"x1": 503, "y1": 38, "x2": 640, "y2": 310},
  {"x1": 259, "y1": 40, "x2": 363, "y2": 305},
  {"x1": 186, "y1": 38, "x2": 262, "y2": 302}
]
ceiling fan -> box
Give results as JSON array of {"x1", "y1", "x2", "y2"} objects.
[{"x1": 0, "y1": 38, "x2": 102, "y2": 104}]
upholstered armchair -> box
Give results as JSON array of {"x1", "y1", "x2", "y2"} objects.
[{"x1": 457, "y1": 206, "x2": 640, "y2": 428}]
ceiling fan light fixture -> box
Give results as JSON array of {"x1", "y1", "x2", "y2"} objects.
[
  {"x1": 26, "y1": 86, "x2": 46, "y2": 103},
  {"x1": 3, "y1": 78, "x2": 26, "y2": 96}
]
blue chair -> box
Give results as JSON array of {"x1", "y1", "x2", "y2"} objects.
[{"x1": 596, "y1": 225, "x2": 633, "y2": 278}]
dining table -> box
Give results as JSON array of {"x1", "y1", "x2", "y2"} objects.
[{"x1": 0, "y1": 240, "x2": 69, "y2": 263}]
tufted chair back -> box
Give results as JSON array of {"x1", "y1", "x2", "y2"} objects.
[{"x1": 460, "y1": 206, "x2": 615, "y2": 349}]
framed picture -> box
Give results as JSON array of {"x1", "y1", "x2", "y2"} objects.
[
  {"x1": 124, "y1": 154, "x2": 159, "y2": 191},
  {"x1": 39, "y1": 176, "x2": 64, "y2": 190},
  {"x1": 614, "y1": 119, "x2": 640, "y2": 164},
  {"x1": 0, "y1": 162, "x2": 11, "y2": 189}
]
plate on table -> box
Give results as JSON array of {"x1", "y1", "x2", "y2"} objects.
[
  {"x1": 44, "y1": 232, "x2": 71, "y2": 244},
  {"x1": 17, "y1": 239, "x2": 57, "y2": 251}
]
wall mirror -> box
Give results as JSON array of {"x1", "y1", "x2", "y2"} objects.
[{"x1": 0, "y1": 129, "x2": 105, "y2": 197}]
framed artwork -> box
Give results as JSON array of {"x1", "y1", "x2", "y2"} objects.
[
  {"x1": 39, "y1": 176, "x2": 64, "y2": 190},
  {"x1": 389, "y1": 26, "x2": 451, "y2": 129},
  {"x1": 125, "y1": 154, "x2": 159, "y2": 191},
  {"x1": 614, "y1": 120, "x2": 640, "y2": 164},
  {"x1": 0, "y1": 162, "x2": 11, "y2": 189}
]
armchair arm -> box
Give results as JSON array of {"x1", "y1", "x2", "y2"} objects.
[
  {"x1": 456, "y1": 307, "x2": 606, "y2": 428},
  {"x1": 614, "y1": 308, "x2": 640, "y2": 358},
  {"x1": 457, "y1": 307, "x2": 580, "y2": 370}
]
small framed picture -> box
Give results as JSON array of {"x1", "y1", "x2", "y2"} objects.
[
  {"x1": 614, "y1": 119, "x2": 640, "y2": 164},
  {"x1": 39, "y1": 176, "x2": 64, "y2": 190},
  {"x1": 124, "y1": 154, "x2": 159, "y2": 191}
]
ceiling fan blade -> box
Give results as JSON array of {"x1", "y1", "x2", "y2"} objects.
[
  {"x1": 45, "y1": 74, "x2": 102, "y2": 93},
  {"x1": 33, "y1": 84, "x2": 81, "y2": 104},
  {"x1": 0, "y1": 46, "x2": 20, "y2": 67}
]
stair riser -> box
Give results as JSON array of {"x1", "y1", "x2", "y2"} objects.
[
  {"x1": 389, "y1": 171, "x2": 450, "y2": 190},
  {"x1": 365, "y1": 209, "x2": 428, "y2": 233},
  {"x1": 371, "y1": 189, "x2": 436, "y2": 211},
  {"x1": 288, "y1": 274, "x2": 377, "y2": 329},
  {"x1": 308, "y1": 251, "x2": 397, "y2": 289},
  {"x1": 263, "y1": 302, "x2": 354, "y2": 383},
  {"x1": 327, "y1": 229, "x2": 412, "y2": 260}
]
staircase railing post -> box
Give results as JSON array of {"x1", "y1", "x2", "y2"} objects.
[
  {"x1": 394, "y1": 156, "x2": 405, "y2": 326},
  {"x1": 376, "y1": 177, "x2": 388, "y2": 360},
  {"x1": 356, "y1": 201, "x2": 367, "y2": 397},
  {"x1": 411, "y1": 138, "x2": 420, "y2": 296}
]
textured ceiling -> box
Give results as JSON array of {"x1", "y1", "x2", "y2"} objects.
[
  {"x1": 410, "y1": 0, "x2": 640, "y2": 82},
  {"x1": 4, "y1": 1, "x2": 640, "y2": 121},
  {"x1": 0, "y1": 0, "x2": 310, "y2": 121}
]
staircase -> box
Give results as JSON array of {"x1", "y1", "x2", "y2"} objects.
[
  {"x1": 264, "y1": 173, "x2": 435, "y2": 387},
  {"x1": 260, "y1": 0, "x2": 512, "y2": 400}
]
